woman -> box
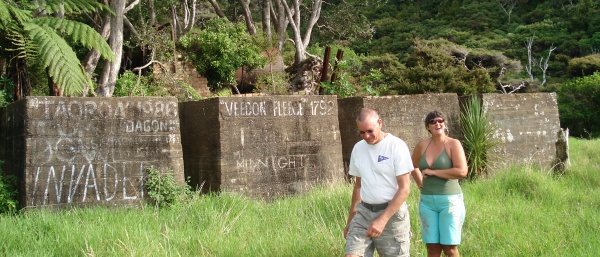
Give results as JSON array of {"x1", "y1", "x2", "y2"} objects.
[{"x1": 411, "y1": 110, "x2": 468, "y2": 257}]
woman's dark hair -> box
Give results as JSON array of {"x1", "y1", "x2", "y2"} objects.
[{"x1": 424, "y1": 110, "x2": 446, "y2": 129}]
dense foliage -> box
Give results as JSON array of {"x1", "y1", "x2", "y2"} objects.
[
  {"x1": 179, "y1": 19, "x2": 267, "y2": 91},
  {"x1": 0, "y1": 161, "x2": 17, "y2": 215},
  {"x1": 557, "y1": 72, "x2": 600, "y2": 138},
  {"x1": 317, "y1": 0, "x2": 600, "y2": 93}
]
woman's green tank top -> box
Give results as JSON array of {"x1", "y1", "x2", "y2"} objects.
[{"x1": 418, "y1": 141, "x2": 462, "y2": 195}]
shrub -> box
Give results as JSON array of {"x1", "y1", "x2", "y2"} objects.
[
  {"x1": 114, "y1": 70, "x2": 149, "y2": 97},
  {"x1": 395, "y1": 39, "x2": 496, "y2": 95},
  {"x1": 179, "y1": 19, "x2": 267, "y2": 91},
  {"x1": 0, "y1": 161, "x2": 18, "y2": 214},
  {"x1": 253, "y1": 71, "x2": 292, "y2": 95},
  {"x1": 558, "y1": 72, "x2": 600, "y2": 138},
  {"x1": 0, "y1": 75, "x2": 14, "y2": 107},
  {"x1": 145, "y1": 167, "x2": 191, "y2": 208},
  {"x1": 319, "y1": 60, "x2": 357, "y2": 98},
  {"x1": 460, "y1": 96, "x2": 499, "y2": 179},
  {"x1": 566, "y1": 54, "x2": 600, "y2": 78}
]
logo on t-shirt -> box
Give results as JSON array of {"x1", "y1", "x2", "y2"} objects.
[{"x1": 377, "y1": 155, "x2": 389, "y2": 162}]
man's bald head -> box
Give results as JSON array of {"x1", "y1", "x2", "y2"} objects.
[
  {"x1": 356, "y1": 108, "x2": 380, "y2": 123},
  {"x1": 355, "y1": 108, "x2": 384, "y2": 145}
]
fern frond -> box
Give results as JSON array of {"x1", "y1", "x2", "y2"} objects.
[
  {"x1": 2, "y1": 25, "x2": 33, "y2": 61},
  {"x1": 33, "y1": 17, "x2": 115, "y2": 61},
  {"x1": 0, "y1": 1, "x2": 11, "y2": 27},
  {"x1": 23, "y1": 22, "x2": 86, "y2": 96},
  {"x1": 31, "y1": 0, "x2": 113, "y2": 16},
  {"x1": 1, "y1": 1, "x2": 33, "y2": 25}
]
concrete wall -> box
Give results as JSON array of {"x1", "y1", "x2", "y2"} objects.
[
  {"x1": 338, "y1": 94, "x2": 461, "y2": 174},
  {"x1": 0, "y1": 93, "x2": 563, "y2": 207},
  {"x1": 0, "y1": 97, "x2": 184, "y2": 208},
  {"x1": 482, "y1": 93, "x2": 561, "y2": 169},
  {"x1": 179, "y1": 95, "x2": 344, "y2": 200}
]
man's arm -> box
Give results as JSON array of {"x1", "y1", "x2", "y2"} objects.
[
  {"x1": 365, "y1": 173, "x2": 411, "y2": 238},
  {"x1": 344, "y1": 177, "x2": 362, "y2": 239}
]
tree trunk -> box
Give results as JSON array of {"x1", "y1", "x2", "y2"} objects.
[
  {"x1": 239, "y1": 0, "x2": 256, "y2": 35},
  {"x1": 207, "y1": 0, "x2": 227, "y2": 19},
  {"x1": 262, "y1": 0, "x2": 271, "y2": 38},
  {"x1": 11, "y1": 58, "x2": 30, "y2": 101},
  {"x1": 82, "y1": 17, "x2": 111, "y2": 96},
  {"x1": 281, "y1": 0, "x2": 323, "y2": 66},
  {"x1": 96, "y1": 0, "x2": 126, "y2": 97},
  {"x1": 273, "y1": 0, "x2": 286, "y2": 52}
]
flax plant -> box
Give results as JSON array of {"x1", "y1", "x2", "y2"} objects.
[{"x1": 460, "y1": 96, "x2": 499, "y2": 179}]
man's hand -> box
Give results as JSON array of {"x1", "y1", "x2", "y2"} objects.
[
  {"x1": 344, "y1": 226, "x2": 349, "y2": 239},
  {"x1": 366, "y1": 216, "x2": 388, "y2": 238}
]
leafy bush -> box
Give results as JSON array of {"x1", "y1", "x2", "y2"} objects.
[
  {"x1": 319, "y1": 60, "x2": 356, "y2": 98},
  {"x1": 0, "y1": 75, "x2": 14, "y2": 107},
  {"x1": 145, "y1": 167, "x2": 191, "y2": 208},
  {"x1": 114, "y1": 70, "x2": 149, "y2": 97},
  {"x1": 253, "y1": 71, "x2": 292, "y2": 95},
  {"x1": 395, "y1": 39, "x2": 496, "y2": 95},
  {"x1": 460, "y1": 96, "x2": 499, "y2": 179},
  {"x1": 566, "y1": 54, "x2": 600, "y2": 78},
  {"x1": 558, "y1": 72, "x2": 600, "y2": 138},
  {"x1": 0, "y1": 161, "x2": 18, "y2": 214},
  {"x1": 179, "y1": 19, "x2": 267, "y2": 91},
  {"x1": 308, "y1": 44, "x2": 364, "y2": 76}
]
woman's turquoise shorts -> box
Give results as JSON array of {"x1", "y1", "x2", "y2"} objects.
[{"x1": 419, "y1": 193, "x2": 465, "y2": 245}]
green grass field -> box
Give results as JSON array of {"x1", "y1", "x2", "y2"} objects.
[{"x1": 0, "y1": 138, "x2": 598, "y2": 256}]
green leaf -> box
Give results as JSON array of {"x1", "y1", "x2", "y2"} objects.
[
  {"x1": 33, "y1": 17, "x2": 114, "y2": 61},
  {"x1": 24, "y1": 22, "x2": 87, "y2": 95}
]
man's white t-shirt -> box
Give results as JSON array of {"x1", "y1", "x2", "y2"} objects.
[{"x1": 348, "y1": 133, "x2": 413, "y2": 204}]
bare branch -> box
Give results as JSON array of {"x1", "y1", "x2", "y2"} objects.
[
  {"x1": 496, "y1": 0, "x2": 516, "y2": 23},
  {"x1": 124, "y1": 16, "x2": 139, "y2": 38},
  {"x1": 538, "y1": 44, "x2": 556, "y2": 86},
  {"x1": 132, "y1": 55, "x2": 173, "y2": 96},
  {"x1": 124, "y1": 0, "x2": 140, "y2": 14},
  {"x1": 525, "y1": 35, "x2": 535, "y2": 82}
]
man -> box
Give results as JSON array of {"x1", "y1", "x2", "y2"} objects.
[{"x1": 344, "y1": 108, "x2": 413, "y2": 257}]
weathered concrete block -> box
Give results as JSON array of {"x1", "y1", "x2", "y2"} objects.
[
  {"x1": 482, "y1": 93, "x2": 561, "y2": 169},
  {"x1": 338, "y1": 94, "x2": 461, "y2": 174},
  {"x1": 0, "y1": 97, "x2": 184, "y2": 208},
  {"x1": 179, "y1": 95, "x2": 344, "y2": 200}
]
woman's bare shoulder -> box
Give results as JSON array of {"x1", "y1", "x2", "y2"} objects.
[
  {"x1": 447, "y1": 137, "x2": 465, "y2": 149},
  {"x1": 416, "y1": 138, "x2": 431, "y2": 147}
]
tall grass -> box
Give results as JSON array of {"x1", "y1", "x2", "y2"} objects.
[{"x1": 0, "y1": 138, "x2": 598, "y2": 256}]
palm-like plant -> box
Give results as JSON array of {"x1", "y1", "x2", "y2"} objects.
[
  {"x1": 0, "y1": 0, "x2": 114, "y2": 97},
  {"x1": 460, "y1": 96, "x2": 499, "y2": 179}
]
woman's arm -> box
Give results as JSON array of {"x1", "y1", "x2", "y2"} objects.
[{"x1": 411, "y1": 140, "x2": 425, "y2": 188}]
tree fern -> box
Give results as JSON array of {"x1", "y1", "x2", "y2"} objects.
[
  {"x1": 24, "y1": 22, "x2": 89, "y2": 95},
  {"x1": 0, "y1": 0, "x2": 112, "y2": 97},
  {"x1": 34, "y1": 17, "x2": 114, "y2": 61},
  {"x1": 31, "y1": 0, "x2": 112, "y2": 16}
]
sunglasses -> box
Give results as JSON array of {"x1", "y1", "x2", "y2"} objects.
[{"x1": 429, "y1": 119, "x2": 445, "y2": 125}]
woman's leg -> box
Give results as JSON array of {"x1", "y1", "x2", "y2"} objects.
[
  {"x1": 426, "y1": 243, "x2": 442, "y2": 257},
  {"x1": 441, "y1": 245, "x2": 459, "y2": 257}
]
